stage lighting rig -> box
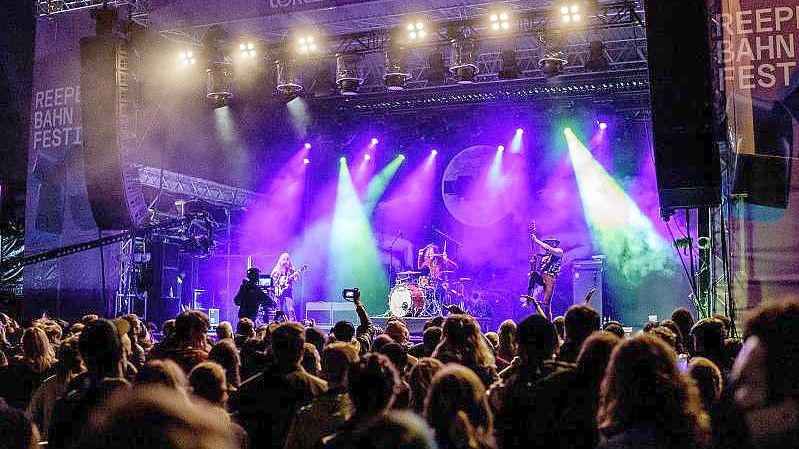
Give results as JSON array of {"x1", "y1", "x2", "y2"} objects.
[
  {"x1": 238, "y1": 41, "x2": 257, "y2": 59},
  {"x1": 489, "y1": 11, "x2": 511, "y2": 32},
  {"x1": 384, "y1": 40, "x2": 412, "y2": 91},
  {"x1": 560, "y1": 3, "x2": 581, "y2": 23},
  {"x1": 539, "y1": 51, "x2": 567, "y2": 77},
  {"x1": 336, "y1": 53, "x2": 363, "y2": 96},
  {"x1": 406, "y1": 21, "x2": 427, "y2": 41},
  {"x1": 275, "y1": 58, "x2": 304, "y2": 94},
  {"x1": 179, "y1": 50, "x2": 197, "y2": 67},
  {"x1": 448, "y1": 28, "x2": 478, "y2": 84},
  {"x1": 297, "y1": 34, "x2": 318, "y2": 54}
]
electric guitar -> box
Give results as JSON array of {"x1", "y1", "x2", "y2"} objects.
[{"x1": 275, "y1": 264, "x2": 307, "y2": 297}]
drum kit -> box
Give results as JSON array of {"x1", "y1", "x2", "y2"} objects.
[{"x1": 387, "y1": 270, "x2": 471, "y2": 317}]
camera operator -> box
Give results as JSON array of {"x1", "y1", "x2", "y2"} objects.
[{"x1": 233, "y1": 268, "x2": 271, "y2": 322}]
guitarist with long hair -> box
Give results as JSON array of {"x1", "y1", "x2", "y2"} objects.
[
  {"x1": 270, "y1": 253, "x2": 306, "y2": 321},
  {"x1": 524, "y1": 223, "x2": 564, "y2": 320}
]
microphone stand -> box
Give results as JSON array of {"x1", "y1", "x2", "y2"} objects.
[{"x1": 388, "y1": 231, "x2": 402, "y2": 286}]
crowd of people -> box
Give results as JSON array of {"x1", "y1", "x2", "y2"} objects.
[{"x1": 0, "y1": 290, "x2": 797, "y2": 449}]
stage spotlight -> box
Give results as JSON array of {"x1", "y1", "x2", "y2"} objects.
[
  {"x1": 364, "y1": 154, "x2": 372, "y2": 161},
  {"x1": 303, "y1": 157, "x2": 311, "y2": 164},
  {"x1": 431, "y1": 149, "x2": 438, "y2": 156},
  {"x1": 398, "y1": 154, "x2": 406, "y2": 160},
  {"x1": 598, "y1": 121, "x2": 608, "y2": 130},
  {"x1": 336, "y1": 53, "x2": 363, "y2": 96},
  {"x1": 497, "y1": 145, "x2": 505, "y2": 152},
  {"x1": 297, "y1": 34, "x2": 318, "y2": 54},
  {"x1": 449, "y1": 31, "x2": 478, "y2": 84},
  {"x1": 238, "y1": 41, "x2": 257, "y2": 59},
  {"x1": 406, "y1": 21, "x2": 427, "y2": 40},
  {"x1": 539, "y1": 50, "x2": 567, "y2": 77},
  {"x1": 560, "y1": 3, "x2": 581, "y2": 23},
  {"x1": 564, "y1": 127, "x2": 573, "y2": 133},
  {"x1": 584, "y1": 40, "x2": 609, "y2": 71},
  {"x1": 179, "y1": 51, "x2": 197, "y2": 67},
  {"x1": 371, "y1": 138, "x2": 379, "y2": 146},
  {"x1": 489, "y1": 11, "x2": 511, "y2": 31},
  {"x1": 384, "y1": 44, "x2": 411, "y2": 91},
  {"x1": 340, "y1": 156, "x2": 347, "y2": 163},
  {"x1": 516, "y1": 128, "x2": 524, "y2": 134},
  {"x1": 304, "y1": 142, "x2": 312, "y2": 150},
  {"x1": 498, "y1": 49, "x2": 520, "y2": 79},
  {"x1": 206, "y1": 61, "x2": 234, "y2": 108},
  {"x1": 275, "y1": 58, "x2": 303, "y2": 94}
]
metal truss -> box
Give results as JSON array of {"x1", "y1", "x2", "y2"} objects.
[
  {"x1": 35, "y1": 0, "x2": 150, "y2": 25},
  {"x1": 137, "y1": 166, "x2": 265, "y2": 208}
]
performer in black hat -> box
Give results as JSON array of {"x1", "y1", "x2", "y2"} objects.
[{"x1": 526, "y1": 234, "x2": 564, "y2": 320}]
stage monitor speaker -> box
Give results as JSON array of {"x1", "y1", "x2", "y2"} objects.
[
  {"x1": 572, "y1": 259, "x2": 603, "y2": 320},
  {"x1": 643, "y1": 0, "x2": 721, "y2": 214},
  {"x1": 80, "y1": 35, "x2": 147, "y2": 230}
]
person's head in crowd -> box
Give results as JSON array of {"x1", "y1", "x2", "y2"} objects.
[
  {"x1": 713, "y1": 314, "x2": 732, "y2": 338},
  {"x1": 68, "y1": 322, "x2": 85, "y2": 336},
  {"x1": 189, "y1": 362, "x2": 229, "y2": 407},
  {"x1": 687, "y1": 357, "x2": 723, "y2": 413},
  {"x1": 235, "y1": 318, "x2": 255, "y2": 339},
  {"x1": 0, "y1": 401, "x2": 40, "y2": 449},
  {"x1": 576, "y1": 331, "x2": 621, "y2": 388},
  {"x1": 425, "y1": 364, "x2": 494, "y2": 449},
  {"x1": 497, "y1": 319, "x2": 516, "y2": 360},
  {"x1": 598, "y1": 333, "x2": 710, "y2": 447},
  {"x1": 691, "y1": 317, "x2": 726, "y2": 366},
  {"x1": 484, "y1": 332, "x2": 499, "y2": 350},
  {"x1": 660, "y1": 319, "x2": 686, "y2": 353},
  {"x1": 348, "y1": 353, "x2": 400, "y2": 419},
  {"x1": 566, "y1": 305, "x2": 600, "y2": 343},
  {"x1": 353, "y1": 410, "x2": 438, "y2": 449},
  {"x1": 44, "y1": 322, "x2": 63, "y2": 348},
  {"x1": 723, "y1": 337, "x2": 743, "y2": 367},
  {"x1": 552, "y1": 315, "x2": 565, "y2": 341},
  {"x1": 162, "y1": 319, "x2": 176, "y2": 340},
  {"x1": 215, "y1": 321, "x2": 233, "y2": 341},
  {"x1": 208, "y1": 339, "x2": 241, "y2": 389},
  {"x1": 650, "y1": 326, "x2": 679, "y2": 352},
  {"x1": 602, "y1": 320, "x2": 625, "y2": 340},
  {"x1": 79, "y1": 319, "x2": 124, "y2": 379},
  {"x1": 516, "y1": 314, "x2": 558, "y2": 364},
  {"x1": 386, "y1": 320, "x2": 410, "y2": 345},
  {"x1": 21, "y1": 326, "x2": 57, "y2": 373},
  {"x1": 79, "y1": 386, "x2": 237, "y2": 449},
  {"x1": 81, "y1": 314, "x2": 100, "y2": 325},
  {"x1": 372, "y1": 334, "x2": 394, "y2": 352},
  {"x1": 732, "y1": 298, "x2": 799, "y2": 447},
  {"x1": 174, "y1": 310, "x2": 209, "y2": 348},
  {"x1": 425, "y1": 316, "x2": 445, "y2": 330},
  {"x1": 305, "y1": 326, "x2": 326, "y2": 355},
  {"x1": 434, "y1": 314, "x2": 495, "y2": 368},
  {"x1": 255, "y1": 324, "x2": 269, "y2": 341},
  {"x1": 321, "y1": 342, "x2": 359, "y2": 389},
  {"x1": 56, "y1": 335, "x2": 83, "y2": 382},
  {"x1": 272, "y1": 322, "x2": 306, "y2": 369},
  {"x1": 302, "y1": 342, "x2": 322, "y2": 376},
  {"x1": 378, "y1": 341, "x2": 410, "y2": 375},
  {"x1": 671, "y1": 307, "x2": 696, "y2": 354},
  {"x1": 422, "y1": 326, "x2": 442, "y2": 355},
  {"x1": 113, "y1": 317, "x2": 134, "y2": 361},
  {"x1": 134, "y1": 359, "x2": 189, "y2": 391},
  {"x1": 407, "y1": 357, "x2": 445, "y2": 414},
  {"x1": 642, "y1": 320, "x2": 659, "y2": 333},
  {"x1": 332, "y1": 320, "x2": 357, "y2": 344},
  {"x1": 121, "y1": 314, "x2": 142, "y2": 342}
]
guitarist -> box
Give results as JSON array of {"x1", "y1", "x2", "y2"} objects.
[
  {"x1": 270, "y1": 252, "x2": 300, "y2": 321},
  {"x1": 526, "y1": 227, "x2": 564, "y2": 320}
]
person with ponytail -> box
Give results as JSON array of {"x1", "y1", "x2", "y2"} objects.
[{"x1": 424, "y1": 364, "x2": 496, "y2": 449}]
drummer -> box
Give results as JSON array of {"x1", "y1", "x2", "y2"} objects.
[{"x1": 417, "y1": 243, "x2": 458, "y2": 280}]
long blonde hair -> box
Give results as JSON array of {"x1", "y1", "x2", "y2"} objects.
[
  {"x1": 270, "y1": 252, "x2": 294, "y2": 277},
  {"x1": 433, "y1": 315, "x2": 495, "y2": 370},
  {"x1": 22, "y1": 327, "x2": 57, "y2": 373}
]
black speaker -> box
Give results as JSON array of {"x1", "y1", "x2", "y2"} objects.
[
  {"x1": 644, "y1": 0, "x2": 721, "y2": 214},
  {"x1": 80, "y1": 35, "x2": 147, "y2": 230}
]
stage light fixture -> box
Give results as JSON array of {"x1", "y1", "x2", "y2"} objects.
[
  {"x1": 364, "y1": 154, "x2": 372, "y2": 161},
  {"x1": 431, "y1": 149, "x2": 438, "y2": 156},
  {"x1": 539, "y1": 50, "x2": 568, "y2": 77},
  {"x1": 304, "y1": 142, "x2": 312, "y2": 150},
  {"x1": 399, "y1": 154, "x2": 406, "y2": 160},
  {"x1": 303, "y1": 157, "x2": 311, "y2": 164},
  {"x1": 275, "y1": 58, "x2": 304, "y2": 94},
  {"x1": 449, "y1": 31, "x2": 478, "y2": 84},
  {"x1": 239, "y1": 42, "x2": 257, "y2": 59},
  {"x1": 298, "y1": 35, "x2": 318, "y2": 54},
  {"x1": 340, "y1": 156, "x2": 347, "y2": 163},
  {"x1": 497, "y1": 144, "x2": 505, "y2": 152},
  {"x1": 489, "y1": 11, "x2": 511, "y2": 31},
  {"x1": 336, "y1": 53, "x2": 363, "y2": 96},
  {"x1": 598, "y1": 121, "x2": 608, "y2": 130},
  {"x1": 371, "y1": 138, "x2": 379, "y2": 146},
  {"x1": 384, "y1": 44, "x2": 411, "y2": 91},
  {"x1": 406, "y1": 21, "x2": 427, "y2": 40},
  {"x1": 498, "y1": 49, "x2": 520, "y2": 79},
  {"x1": 516, "y1": 128, "x2": 524, "y2": 134},
  {"x1": 179, "y1": 51, "x2": 197, "y2": 66},
  {"x1": 206, "y1": 61, "x2": 234, "y2": 108},
  {"x1": 560, "y1": 4, "x2": 581, "y2": 23}
]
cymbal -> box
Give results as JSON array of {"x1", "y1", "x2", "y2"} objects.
[
  {"x1": 396, "y1": 271, "x2": 421, "y2": 275},
  {"x1": 441, "y1": 270, "x2": 456, "y2": 274},
  {"x1": 459, "y1": 277, "x2": 472, "y2": 281}
]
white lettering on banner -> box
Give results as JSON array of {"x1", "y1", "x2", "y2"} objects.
[
  {"x1": 714, "y1": 6, "x2": 799, "y2": 91},
  {"x1": 32, "y1": 84, "x2": 82, "y2": 150},
  {"x1": 269, "y1": 0, "x2": 324, "y2": 9}
]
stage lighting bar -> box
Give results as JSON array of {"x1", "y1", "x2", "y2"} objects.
[
  {"x1": 489, "y1": 11, "x2": 511, "y2": 31},
  {"x1": 336, "y1": 53, "x2": 364, "y2": 96},
  {"x1": 179, "y1": 50, "x2": 197, "y2": 67},
  {"x1": 298, "y1": 35, "x2": 318, "y2": 54},
  {"x1": 406, "y1": 21, "x2": 427, "y2": 41},
  {"x1": 560, "y1": 4, "x2": 581, "y2": 23},
  {"x1": 275, "y1": 58, "x2": 304, "y2": 94},
  {"x1": 239, "y1": 42, "x2": 257, "y2": 59}
]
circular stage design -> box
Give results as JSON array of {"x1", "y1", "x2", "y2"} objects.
[{"x1": 441, "y1": 145, "x2": 516, "y2": 227}]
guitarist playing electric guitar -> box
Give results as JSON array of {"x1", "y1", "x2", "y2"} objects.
[
  {"x1": 521, "y1": 222, "x2": 564, "y2": 320},
  {"x1": 270, "y1": 252, "x2": 307, "y2": 321}
]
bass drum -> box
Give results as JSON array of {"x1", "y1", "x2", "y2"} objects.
[{"x1": 388, "y1": 284, "x2": 425, "y2": 317}]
